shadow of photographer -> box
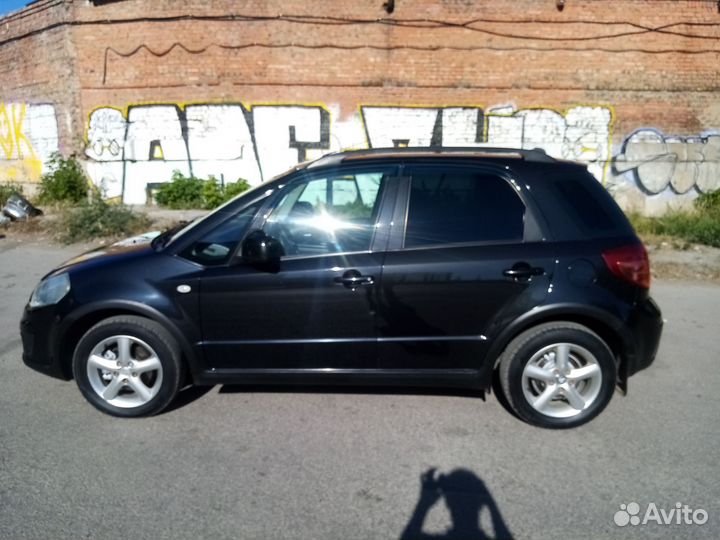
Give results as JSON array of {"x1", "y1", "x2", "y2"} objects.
[{"x1": 400, "y1": 468, "x2": 513, "y2": 540}]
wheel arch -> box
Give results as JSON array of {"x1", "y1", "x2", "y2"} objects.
[
  {"x1": 57, "y1": 301, "x2": 201, "y2": 381},
  {"x1": 486, "y1": 305, "x2": 633, "y2": 385}
]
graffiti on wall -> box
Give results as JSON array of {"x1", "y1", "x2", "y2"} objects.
[
  {"x1": 361, "y1": 105, "x2": 612, "y2": 181},
  {"x1": 612, "y1": 129, "x2": 720, "y2": 194},
  {"x1": 0, "y1": 103, "x2": 58, "y2": 182},
  {"x1": 85, "y1": 104, "x2": 333, "y2": 203},
  {"x1": 84, "y1": 103, "x2": 613, "y2": 204}
]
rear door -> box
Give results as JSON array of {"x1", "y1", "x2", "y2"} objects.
[{"x1": 377, "y1": 163, "x2": 556, "y2": 374}]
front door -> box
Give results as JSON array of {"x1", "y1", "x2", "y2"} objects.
[{"x1": 198, "y1": 166, "x2": 396, "y2": 371}]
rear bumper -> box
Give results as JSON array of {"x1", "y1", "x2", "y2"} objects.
[{"x1": 624, "y1": 295, "x2": 663, "y2": 378}]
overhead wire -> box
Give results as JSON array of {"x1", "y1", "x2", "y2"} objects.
[
  {"x1": 94, "y1": 13, "x2": 719, "y2": 84},
  {"x1": 102, "y1": 41, "x2": 720, "y2": 85},
  {"x1": 0, "y1": 10, "x2": 717, "y2": 86}
]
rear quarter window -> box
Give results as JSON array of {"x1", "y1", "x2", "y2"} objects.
[
  {"x1": 555, "y1": 179, "x2": 616, "y2": 233},
  {"x1": 529, "y1": 166, "x2": 634, "y2": 241}
]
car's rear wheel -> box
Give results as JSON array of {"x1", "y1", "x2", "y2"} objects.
[
  {"x1": 498, "y1": 322, "x2": 616, "y2": 428},
  {"x1": 72, "y1": 315, "x2": 183, "y2": 417}
]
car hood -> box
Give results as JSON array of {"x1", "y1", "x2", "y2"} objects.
[{"x1": 50, "y1": 232, "x2": 162, "y2": 277}]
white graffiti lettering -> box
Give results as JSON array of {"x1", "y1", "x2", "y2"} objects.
[
  {"x1": 360, "y1": 105, "x2": 612, "y2": 181},
  {"x1": 85, "y1": 107, "x2": 126, "y2": 198},
  {"x1": 186, "y1": 105, "x2": 260, "y2": 187},
  {"x1": 251, "y1": 105, "x2": 331, "y2": 180},
  {"x1": 84, "y1": 103, "x2": 613, "y2": 204},
  {"x1": 613, "y1": 129, "x2": 720, "y2": 194}
]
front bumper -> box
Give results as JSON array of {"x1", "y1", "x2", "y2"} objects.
[{"x1": 20, "y1": 304, "x2": 71, "y2": 380}]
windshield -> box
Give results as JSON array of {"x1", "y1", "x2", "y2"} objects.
[{"x1": 161, "y1": 176, "x2": 287, "y2": 248}]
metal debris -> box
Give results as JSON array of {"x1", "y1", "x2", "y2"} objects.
[{"x1": 2, "y1": 194, "x2": 43, "y2": 221}]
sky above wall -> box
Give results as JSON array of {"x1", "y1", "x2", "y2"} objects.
[{"x1": 0, "y1": 0, "x2": 31, "y2": 17}]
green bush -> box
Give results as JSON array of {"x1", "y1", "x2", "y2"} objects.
[
  {"x1": 38, "y1": 153, "x2": 88, "y2": 204},
  {"x1": 627, "y1": 191, "x2": 720, "y2": 248},
  {"x1": 657, "y1": 212, "x2": 720, "y2": 247},
  {"x1": 694, "y1": 189, "x2": 720, "y2": 216},
  {"x1": 224, "y1": 179, "x2": 251, "y2": 200},
  {"x1": 201, "y1": 176, "x2": 225, "y2": 209},
  {"x1": 58, "y1": 199, "x2": 152, "y2": 244},
  {"x1": 155, "y1": 171, "x2": 204, "y2": 209},
  {"x1": 0, "y1": 182, "x2": 24, "y2": 206},
  {"x1": 155, "y1": 171, "x2": 251, "y2": 209}
]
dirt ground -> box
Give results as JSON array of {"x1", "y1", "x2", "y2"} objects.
[
  {"x1": 643, "y1": 236, "x2": 720, "y2": 284},
  {"x1": 1, "y1": 208, "x2": 719, "y2": 284}
]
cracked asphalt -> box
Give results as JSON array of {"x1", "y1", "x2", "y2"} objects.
[{"x1": 1, "y1": 239, "x2": 718, "y2": 540}]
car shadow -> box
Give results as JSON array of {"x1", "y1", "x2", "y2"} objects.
[
  {"x1": 218, "y1": 383, "x2": 486, "y2": 400},
  {"x1": 400, "y1": 468, "x2": 513, "y2": 540},
  {"x1": 490, "y1": 371, "x2": 523, "y2": 423},
  {"x1": 162, "y1": 384, "x2": 215, "y2": 413},
  {"x1": 161, "y1": 382, "x2": 489, "y2": 415}
]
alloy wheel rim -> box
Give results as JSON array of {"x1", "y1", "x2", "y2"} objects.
[
  {"x1": 521, "y1": 342, "x2": 602, "y2": 418},
  {"x1": 86, "y1": 335, "x2": 163, "y2": 408}
]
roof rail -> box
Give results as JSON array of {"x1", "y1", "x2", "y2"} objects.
[{"x1": 307, "y1": 146, "x2": 556, "y2": 168}]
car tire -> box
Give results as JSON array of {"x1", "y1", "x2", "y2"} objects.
[
  {"x1": 498, "y1": 322, "x2": 616, "y2": 429},
  {"x1": 72, "y1": 315, "x2": 184, "y2": 417}
]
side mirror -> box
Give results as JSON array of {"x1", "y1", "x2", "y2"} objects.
[{"x1": 241, "y1": 229, "x2": 285, "y2": 267}]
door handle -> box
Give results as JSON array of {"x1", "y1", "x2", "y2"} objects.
[
  {"x1": 503, "y1": 263, "x2": 545, "y2": 280},
  {"x1": 334, "y1": 270, "x2": 374, "y2": 290}
]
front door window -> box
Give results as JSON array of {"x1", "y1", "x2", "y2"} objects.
[{"x1": 263, "y1": 171, "x2": 387, "y2": 257}]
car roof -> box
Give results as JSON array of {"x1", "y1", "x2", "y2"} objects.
[{"x1": 306, "y1": 146, "x2": 559, "y2": 169}]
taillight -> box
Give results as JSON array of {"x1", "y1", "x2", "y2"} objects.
[{"x1": 602, "y1": 244, "x2": 651, "y2": 289}]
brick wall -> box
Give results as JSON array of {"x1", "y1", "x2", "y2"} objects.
[
  {"x1": 0, "y1": 0, "x2": 79, "y2": 184},
  {"x1": 2, "y1": 0, "x2": 719, "y2": 212}
]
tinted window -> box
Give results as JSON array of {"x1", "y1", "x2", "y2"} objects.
[
  {"x1": 263, "y1": 170, "x2": 387, "y2": 256},
  {"x1": 554, "y1": 178, "x2": 617, "y2": 233},
  {"x1": 525, "y1": 165, "x2": 634, "y2": 241},
  {"x1": 405, "y1": 169, "x2": 525, "y2": 247},
  {"x1": 181, "y1": 202, "x2": 262, "y2": 265}
]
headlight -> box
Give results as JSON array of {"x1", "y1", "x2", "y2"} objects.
[{"x1": 29, "y1": 273, "x2": 71, "y2": 309}]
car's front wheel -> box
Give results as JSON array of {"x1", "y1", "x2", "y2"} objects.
[
  {"x1": 72, "y1": 315, "x2": 184, "y2": 417},
  {"x1": 498, "y1": 322, "x2": 617, "y2": 428}
]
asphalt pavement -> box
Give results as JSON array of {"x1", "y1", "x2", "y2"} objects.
[{"x1": 1, "y1": 239, "x2": 718, "y2": 540}]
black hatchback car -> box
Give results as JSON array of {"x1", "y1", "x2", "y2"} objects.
[{"x1": 21, "y1": 148, "x2": 662, "y2": 428}]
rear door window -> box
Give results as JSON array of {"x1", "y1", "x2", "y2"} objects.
[{"x1": 404, "y1": 167, "x2": 526, "y2": 248}]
